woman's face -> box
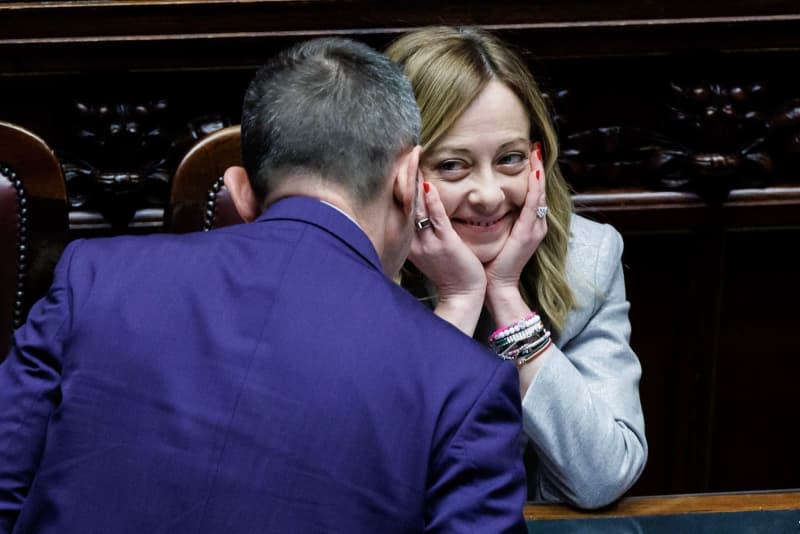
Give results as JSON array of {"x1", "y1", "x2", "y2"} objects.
[{"x1": 421, "y1": 81, "x2": 531, "y2": 264}]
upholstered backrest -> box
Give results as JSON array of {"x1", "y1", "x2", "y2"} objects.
[
  {"x1": 0, "y1": 121, "x2": 68, "y2": 357},
  {"x1": 165, "y1": 125, "x2": 244, "y2": 233}
]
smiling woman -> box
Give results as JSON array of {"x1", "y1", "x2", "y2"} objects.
[
  {"x1": 387, "y1": 26, "x2": 648, "y2": 510},
  {"x1": 420, "y1": 80, "x2": 532, "y2": 264}
]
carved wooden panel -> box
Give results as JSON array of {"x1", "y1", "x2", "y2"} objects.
[
  {"x1": 553, "y1": 76, "x2": 800, "y2": 202},
  {"x1": 60, "y1": 98, "x2": 230, "y2": 229}
]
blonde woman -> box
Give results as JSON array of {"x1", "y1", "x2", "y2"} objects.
[{"x1": 387, "y1": 27, "x2": 647, "y2": 509}]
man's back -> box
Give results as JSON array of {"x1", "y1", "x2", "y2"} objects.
[{"x1": 1, "y1": 197, "x2": 526, "y2": 533}]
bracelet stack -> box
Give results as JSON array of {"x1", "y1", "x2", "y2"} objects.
[{"x1": 488, "y1": 312, "x2": 552, "y2": 369}]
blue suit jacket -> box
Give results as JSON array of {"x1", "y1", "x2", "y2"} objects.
[{"x1": 0, "y1": 197, "x2": 526, "y2": 533}]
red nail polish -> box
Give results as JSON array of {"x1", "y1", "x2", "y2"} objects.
[
  {"x1": 536, "y1": 149, "x2": 542, "y2": 162},
  {"x1": 423, "y1": 181, "x2": 430, "y2": 193},
  {"x1": 536, "y1": 169, "x2": 541, "y2": 180}
]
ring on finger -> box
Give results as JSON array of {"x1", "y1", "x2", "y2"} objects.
[
  {"x1": 536, "y1": 206, "x2": 548, "y2": 219},
  {"x1": 415, "y1": 217, "x2": 433, "y2": 231}
]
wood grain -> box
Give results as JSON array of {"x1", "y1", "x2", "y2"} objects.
[{"x1": 524, "y1": 490, "x2": 800, "y2": 520}]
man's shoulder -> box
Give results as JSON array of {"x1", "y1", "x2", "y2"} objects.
[
  {"x1": 57, "y1": 230, "x2": 260, "y2": 305},
  {"x1": 384, "y1": 283, "x2": 508, "y2": 377},
  {"x1": 68, "y1": 230, "x2": 188, "y2": 257},
  {"x1": 65, "y1": 226, "x2": 257, "y2": 271}
]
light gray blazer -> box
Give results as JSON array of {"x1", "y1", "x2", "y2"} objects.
[{"x1": 522, "y1": 214, "x2": 648, "y2": 509}]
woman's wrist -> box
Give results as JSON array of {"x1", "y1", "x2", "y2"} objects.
[
  {"x1": 485, "y1": 283, "x2": 530, "y2": 327},
  {"x1": 434, "y1": 290, "x2": 486, "y2": 337}
]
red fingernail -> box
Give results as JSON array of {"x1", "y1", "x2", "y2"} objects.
[
  {"x1": 423, "y1": 181, "x2": 430, "y2": 193},
  {"x1": 536, "y1": 149, "x2": 542, "y2": 162},
  {"x1": 536, "y1": 169, "x2": 541, "y2": 180}
]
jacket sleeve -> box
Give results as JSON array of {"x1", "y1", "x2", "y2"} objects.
[
  {"x1": 523, "y1": 225, "x2": 648, "y2": 509},
  {"x1": 425, "y1": 360, "x2": 528, "y2": 534},
  {"x1": 0, "y1": 241, "x2": 78, "y2": 532}
]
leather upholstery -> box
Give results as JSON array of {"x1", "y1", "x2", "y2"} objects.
[
  {"x1": 0, "y1": 121, "x2": 68, "y2": 357},
  {"x1": 165, "y1": 125, "x2": 244, "y2": 233}
]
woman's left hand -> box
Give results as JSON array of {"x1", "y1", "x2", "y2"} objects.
[{"x1": 484, "y1": 145, "x2": 548, "y2": 298}]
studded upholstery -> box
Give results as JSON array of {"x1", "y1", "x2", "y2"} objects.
[
  {"x1": 165, "y1": 125, "x2": 244, "y2": 233},
  {"x1": 0, "y1": 122, "x2": 68, "y2": 357}
]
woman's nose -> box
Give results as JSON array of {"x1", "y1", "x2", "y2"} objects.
[{"x1": 467, "y1": 169, "x2": 505, "y2": 212}]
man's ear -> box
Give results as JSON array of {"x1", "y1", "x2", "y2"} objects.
[
  {"x1": 392, "y1": 145, "x2": 422, "y2": 216},
  {"x1": 223, "y1": 166, "x2": 260, "y2": 222}
]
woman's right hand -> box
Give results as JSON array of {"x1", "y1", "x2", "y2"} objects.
[{"x1": 410, "y1": 179, "x2": 486, "y2": 335}]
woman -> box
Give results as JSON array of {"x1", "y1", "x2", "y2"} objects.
[{"x1": 386, "y1": 27, "x2": 647, "y2": 509}]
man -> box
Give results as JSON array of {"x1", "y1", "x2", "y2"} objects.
[{"x1": 0, "y1": 38, "x2": 526, "y2": 533}]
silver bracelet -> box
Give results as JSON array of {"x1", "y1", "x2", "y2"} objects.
[{"x1": 515, "y1": 337, "x2": 553, "y2": 369}]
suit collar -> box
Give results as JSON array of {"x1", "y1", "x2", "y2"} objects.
[{"x1": 256, "y1": 196, "x2": 383, "y2": 273}]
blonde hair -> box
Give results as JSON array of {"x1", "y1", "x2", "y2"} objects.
[{"x1": 387, "y1": 26, "x2": 575, "y2": 332}]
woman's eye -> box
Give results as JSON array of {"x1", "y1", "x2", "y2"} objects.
[
  {"x1": 497, "y1": 153, "x2": 528, "y2": 175},
  {"x1": 429, "y1": 160, "x2": 471, "y2": 180},
  {"x1": 423, "y1": 158, "x2": 470, "y2": 181},
  {"x1": 498, "y1": 153, "x2": 526, "y2": 166},
  {"x1": 437, "y1": 159, "x2": 466, "y2": 172}
]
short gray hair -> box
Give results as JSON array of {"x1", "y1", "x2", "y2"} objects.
[{"x1": 241, "y1": 37, "x2": 421, "y2": 205}]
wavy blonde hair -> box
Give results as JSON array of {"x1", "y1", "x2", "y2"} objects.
[{"x1": 386, "y1": 26, "x2": 575, "y2": 332}]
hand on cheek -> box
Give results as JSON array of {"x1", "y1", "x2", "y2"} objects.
[
  {"x1": 485, "y1": 143, "x2": 548, "y2": 293},
  {"x1": 409, "y1": 179, "x2": 486, "y2": 301}
]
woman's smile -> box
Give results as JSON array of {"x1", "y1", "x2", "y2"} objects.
[{"x1": 452, "y1": 212, "x2": 515, "y2": 236}]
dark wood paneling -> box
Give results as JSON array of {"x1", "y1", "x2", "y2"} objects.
[
  {"x1": 710, "y1": 228, "x2": 800, "y2": 491},
  {"x1": 3, "y1": 1, "x2": 800, "y2": 73},
  {"x1": 577, "y1": 191, "x2": 800, "y2": 496},
  {"x1": 620, "y1": 230, "x2": 707, "y2": 495}
]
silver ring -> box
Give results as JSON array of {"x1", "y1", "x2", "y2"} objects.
[
  {"x1": 415, "y1": 217, "x2": 432, "y2": 231},
  {"x1": 536, "y1": 206, "x2": 548, "y2": 219}
]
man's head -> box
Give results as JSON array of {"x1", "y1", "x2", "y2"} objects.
[
  {"x1": 240, "y1": 37, "x2": 420, "y2": 206},
  {"x1": 226, "y1": 37, "x2": 422, "y2": 275}
]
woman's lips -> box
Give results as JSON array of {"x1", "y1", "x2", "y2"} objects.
[{"x1": 452, "y1": 212, "x2": 512, "y2": 235}]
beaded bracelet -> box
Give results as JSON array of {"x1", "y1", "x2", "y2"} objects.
[
  {"x1": 488, "y1": 311, "x2": 552, "y2": 367},
  {"x1": 490, "y1": 322, "x2": 544, "y2": 353},
  {"x1": 488, "y1": 312, "x2": 540, "y2": 343}
]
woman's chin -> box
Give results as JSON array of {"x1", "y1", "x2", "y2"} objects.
[
  {"x1": 455, "y1": 220, "x2": 514, "y2": 265},
  {"x1": 470, "y1": 243, "x2": 504, "y2": 265},
  {"x1": 456, "y1": 232, "x2": 511, "y2": 265}
]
